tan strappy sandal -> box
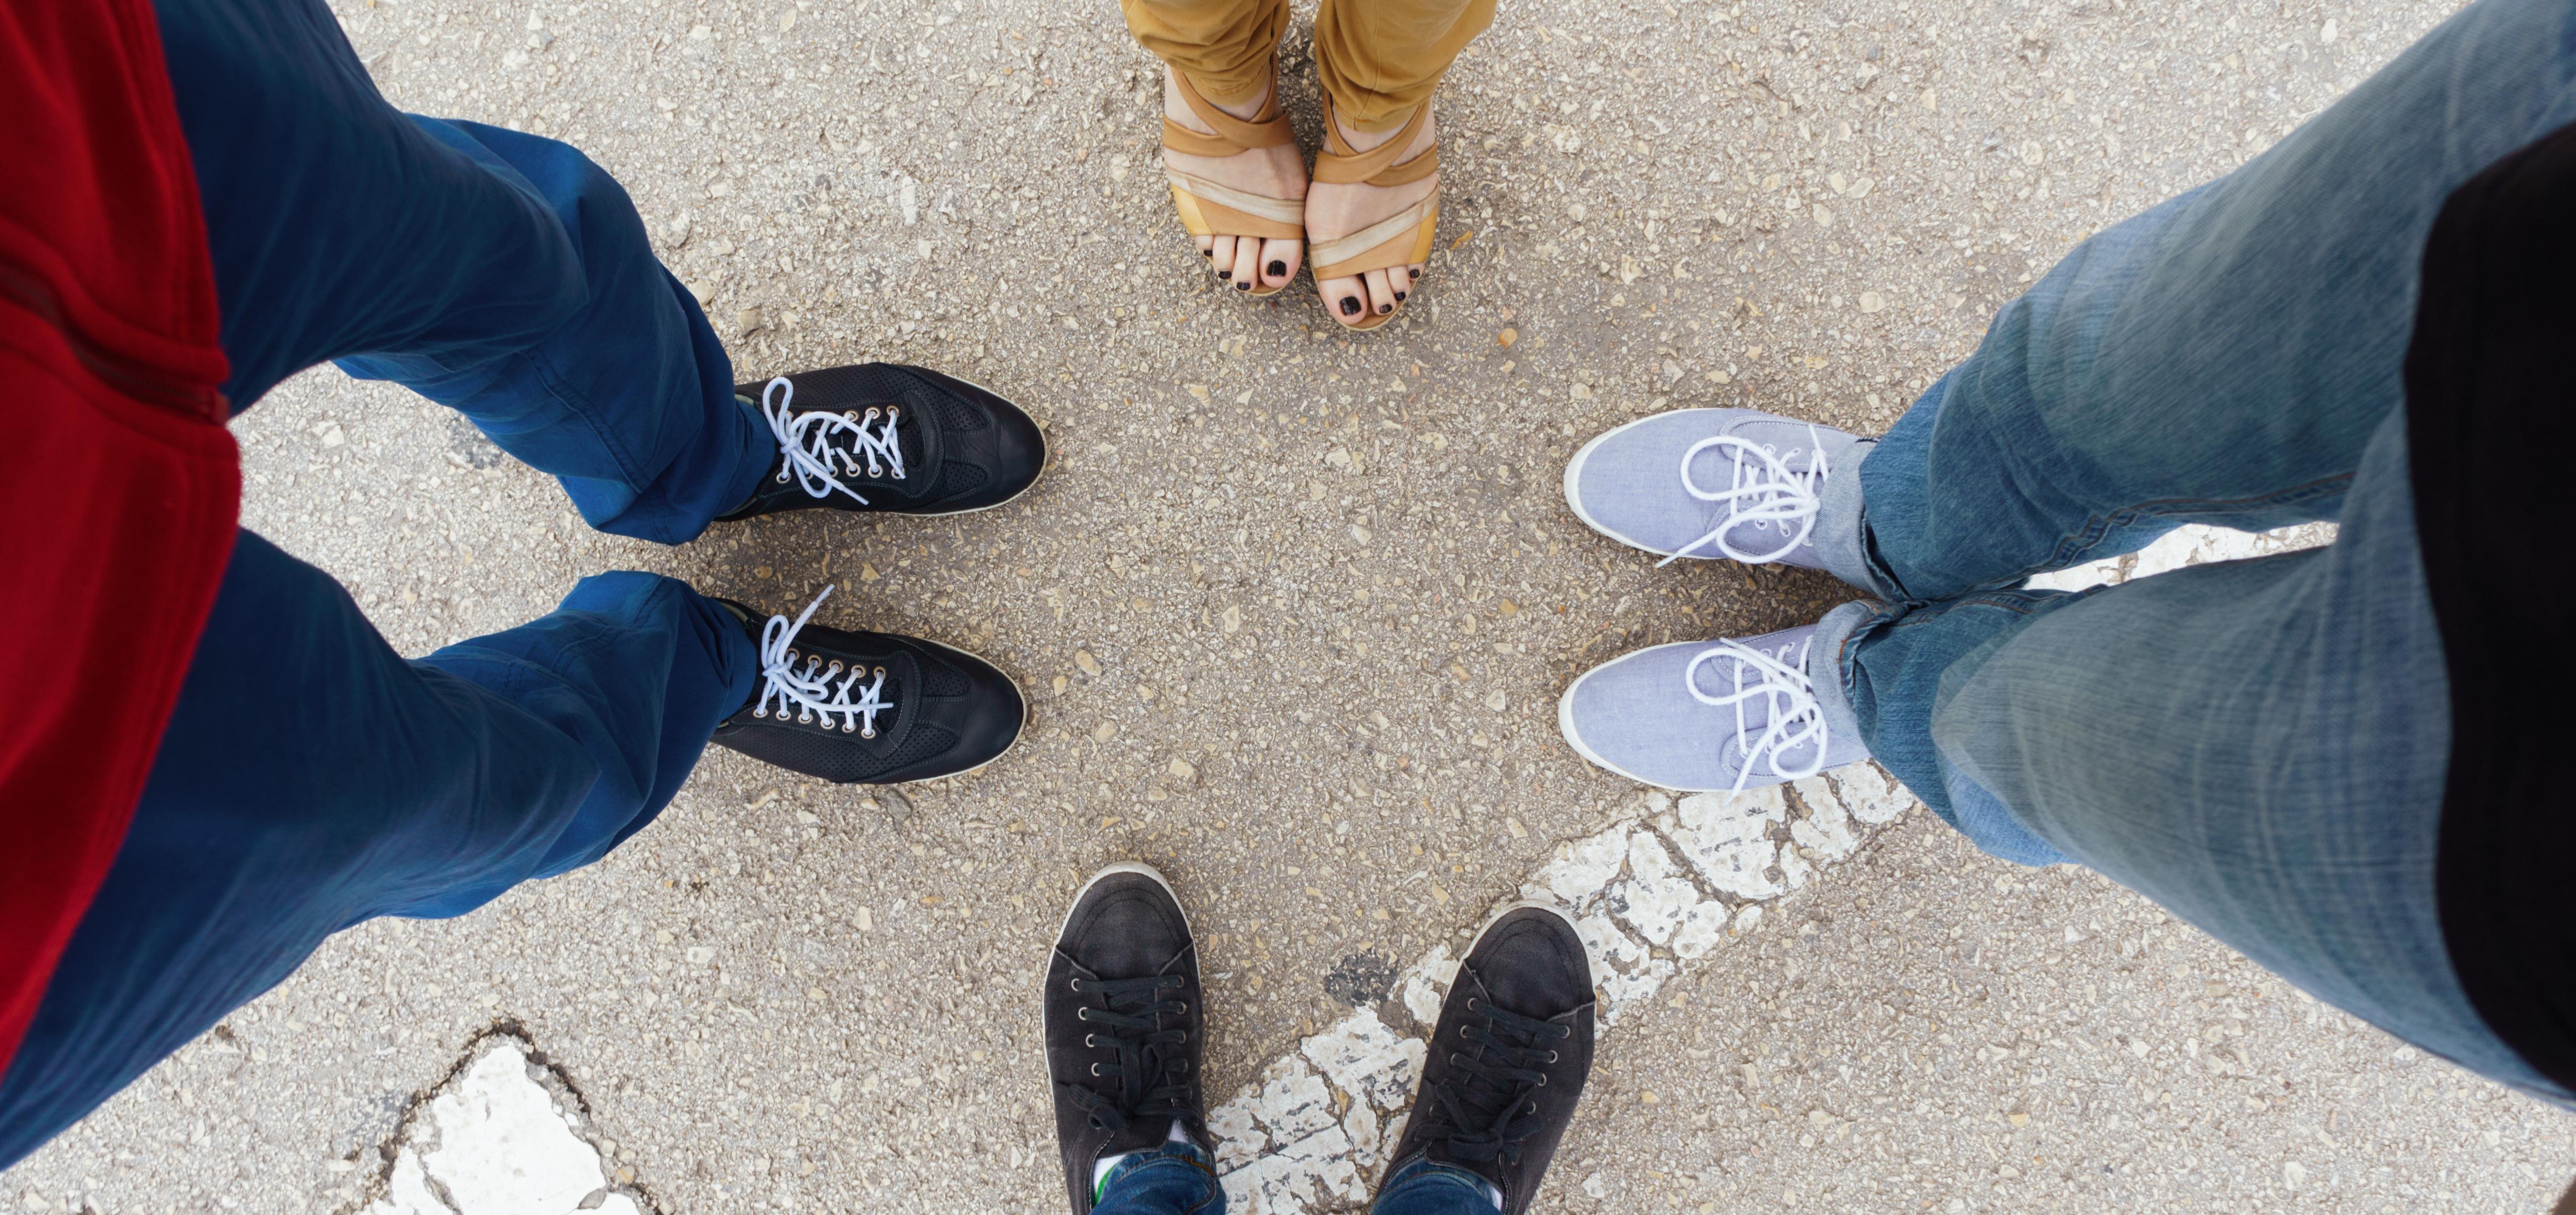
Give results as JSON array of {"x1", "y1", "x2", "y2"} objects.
[
  {"x1": 1309, "y1": 95, "x2": 1440, "y2": 331},
  {"x1": 1162, "y1": 66, "x2": 1304, "y2": 300}
]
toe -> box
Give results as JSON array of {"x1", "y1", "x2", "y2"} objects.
[
  {"x1": 1321, "y1": 276, "x2": 1369, "y2": 325},
  {"x1": 1228, "y1": 238, "x2": 1261, "y2": 292},
  {"x1": 1364, "y1": 269, "x2": 1397, "y2": 317},
  {"x1": 1210, "y1": 235, "x2": 1237, "y2": 282},
  {"x1": 1406, "y1": 262, "x2": 1427, "y2": 287},
  {"x1": 1260, "y1": 238, "x2": 1302, "y2": 290},
  {"x1": 1196, "y1": 235, "x2": 1215, "y2": 264}
]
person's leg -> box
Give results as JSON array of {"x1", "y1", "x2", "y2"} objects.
[
  {"x1": 1046, "y1": 865, "x2": 1213, "y2": 1215},
  {"x1": 1366, "y1": 1158, "x2": 1506, "y2": 1215},
  {"x1": 1123, "y1": 0, "x2": 1307, "y2": 297},
  {"x1": 1119, "y1": 0, "x2": 1286, "y2": 108},
  {"x1": 157, "y1": 0, "x2": 766, "y2": 544},
  {"x1": 1815, "y1": 412, "x2": 2565, "y2": 1102},
  {"x1": 0, "y1": 533, "x2": 756, "y2": 1168},
  {"x1": 1306, "y1": 0, "x2": 1493, "y2": 326},
  {"x1": 1374, "y1": 906, "x2": 1593, "y2": 1215},
  {"x1": 1811, "y1": 0, "x2": 2576, "y2": 605},
  {"x1": 1311, "y1": 0, "x2": 1494, "y2": 132},
  {"x1": 1090, "y1": 1144, "x2": 1224, "y2": 1215}
]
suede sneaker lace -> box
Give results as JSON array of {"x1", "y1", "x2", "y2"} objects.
[
  {"x1": 1063, "y1": 975, "x2": 1194, "y2": 1135},
  {"x1": 752, "y1": 585, "x2": 893, "y2": 738},
  {"x1": 1685, "y1": 637, "x2": 1830, "y2": 793},
  {"x1": 1656, "y1": 428, "x2": 1830, "y2": 567},
  {"x1": 1421, "y1": 996, "x2": 1575, "y2": 1167},
  {"x1": 757, "y1": 375, "x2": 906, "y2": 506}
]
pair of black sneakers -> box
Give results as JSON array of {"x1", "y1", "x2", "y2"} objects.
[
  {"x1": 1046, "y1": 865, "x2": 1598, "y2": 1215},
  {"x1": 703, "y1": 364, "x2": 1043, "y2": 784}
]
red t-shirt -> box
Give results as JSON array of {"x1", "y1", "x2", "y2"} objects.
[{"x1": 0, "y1": 0, "x2": 237, "y2": 1076}]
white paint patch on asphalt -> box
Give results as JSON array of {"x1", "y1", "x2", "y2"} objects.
[
  {"x1": 1211, "y1": 762, "x2": 1925, "y2": 1215},
  {"x1": 363, "y1": 1040, "x2": 642, "y2": 1215},
  {"x1": 2023, "y1": 522, "x2": 2337, "y2": 593}
]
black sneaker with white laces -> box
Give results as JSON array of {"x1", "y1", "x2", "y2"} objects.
[
  {"x1": 715, "y1": 363, "x2": 1047, "y2": 522},
  {"x1": 1045, "y1": 864, "x2": 1208, "y2": 1215},
  {"x1": 706, "y1": 588, "x2": 1023, "y2": 783},
  {"x1": 1380, "y1": 903, "x2": 1597, "y2": 1215}
]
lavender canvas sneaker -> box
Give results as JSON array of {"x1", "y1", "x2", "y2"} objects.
[
  {"x1": 1557, "y1": 624, "x2": 1869, "y2": 793},
  {"x1": 1562, "y1": 409, "x2": 1863, "y2": 570}
]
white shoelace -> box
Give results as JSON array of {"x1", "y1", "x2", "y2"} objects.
[
  {"x1": 1684, "y1": 637, "x2": 1830, "y2": 794},
  {"x1": 758, "y1": 376, "x2": 905, "y2": 505},
  {"x1": 751, "y1": 585, "x2": 893, "y2": 738},
  {"x1": 1656, "y1": 428, "x2": 1831, "y2": 568}
]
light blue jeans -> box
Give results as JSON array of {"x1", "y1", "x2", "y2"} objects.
[
  {"x1": 1807, "y1": 0, "x2": 2575, "y2": 1104},
  {"x1": 1096, "y1": 1146, "x2": 1492, "y2": 1215}
]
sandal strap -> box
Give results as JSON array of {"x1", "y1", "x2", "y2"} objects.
[
  {"x1": 1165, "y1": 67, "x2": 1297, "y2": 156},
  {"x1": 1312, "y1": 94, "x2": 1439, "y2": 187},
  {"x1": 1310, "y1": 195, "x2": 1435, "y2": 280},
  {"x1": 1165, "y1": 166, "x2": 1308, "y2": 228}
]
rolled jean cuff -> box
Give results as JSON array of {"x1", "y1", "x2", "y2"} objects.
[
  {"x1": 1812, "y1": 439, "x2": 1887, "y2": 598},
  {"x1": 1808, "y1": 600, "x2": 1878, "y2": 758}
]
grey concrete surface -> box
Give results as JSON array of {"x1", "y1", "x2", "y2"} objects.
[{"x1": 8, "y1": 0, "x2": 2573, "y2": 1211}]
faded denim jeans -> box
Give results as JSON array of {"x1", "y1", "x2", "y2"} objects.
[{"x1": 1803, "y1": 0, "x2": 2576, "y2": 1104}]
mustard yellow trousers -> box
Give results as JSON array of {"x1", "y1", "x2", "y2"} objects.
[{"x1": 1120, "y1": 0, "x2": 1495, "y2": 132}]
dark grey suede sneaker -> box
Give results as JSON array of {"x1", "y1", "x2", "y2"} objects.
[
  {"x1": 1381, "y1": 903, "x2": 1597, "y2": 1215},
  {"x1": 1045, "y1": 864, "x2": 1207, "y2": 1215},
  {"x1": 706, "y1": 589, "x2": 1023, "y2": 784},
  {"x1": 716, "y1": 363, "x2": 1046, "y2": 522}
]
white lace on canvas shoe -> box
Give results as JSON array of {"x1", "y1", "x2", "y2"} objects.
[
  {"x1": 1563, "y1": 409, "x2": 1864, "y2": 571},
  {"x1": 1557, "y1": 624, "x2": 1870, "y2": 793}
]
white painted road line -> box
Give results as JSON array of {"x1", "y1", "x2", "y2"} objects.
[{"x1": 1212, "y1": 762, "x2": 1922, "y2": 1215}]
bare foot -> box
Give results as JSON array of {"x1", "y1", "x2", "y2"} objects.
[
  {"x1": 1307, "y1": 100, "x2": 1435, "y2": 325},
  {"x1": 1162, "y1": 65, "x2": 1306, "y2": 295}
]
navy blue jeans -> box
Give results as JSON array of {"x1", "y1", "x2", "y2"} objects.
[
  {"x1": 1096, "y1": 1145, "x2": 1494, "y2": 1215},
  {"x1": 1806, "y1": 0, "x2": 2576, "y2": 1104},
  {"x1": 0, "y1": 0, "x2": 767, "y2": 1167}
]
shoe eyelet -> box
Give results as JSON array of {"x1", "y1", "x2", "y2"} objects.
[
  {"x1": 843, "y1": 410, "x2": 859, "y2": 422},
  {"x1": 1074, "y1": 1006, "x2": 1091, "y2": 1020},
  {"x1": 775, "y1": 470, "x2": 789, "y2": 483},
  {"x1": 861, "y1": 728, "x2": 877, "y2": 739},
  {"x1": 1089, "y1": 1062, "x2": 1105, "y2": 1076},
  {"x1": 1174, "y1": 1002, "x2": 1188, "y2": 1015},
  {"x1": 752, "y1": 707, "x2": 767, "y2": 719},
  {"x1": 1083, "y1": 1033, "x2": 1099, "y2": 1048},
  {"x1": 842, "y1": 721, "x2": 857, "y2": 733},
  {"x1": 1464, "y1": 997, "x2": 1480, "y2": 1014},
  {"x1": 1545, "y1": 1050, "x2": 1560, "y2": 1063},
  {"x1": 1534, "y1": 1074, "x2": 1548, "y2": 1087},
  {"x1": 875, "y1": 666, "x2": 887, "y2": 678}
]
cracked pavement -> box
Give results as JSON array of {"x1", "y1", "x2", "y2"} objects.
[{"x1": 7, "y1": 0, "x2": 2573, "y2": 1211}]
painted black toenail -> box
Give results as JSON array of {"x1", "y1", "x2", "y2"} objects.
[
  {"x1": 1268, "y1": 260, "x2": 1287, "y2": 277},
  {"x1": 1377, "y1": 303, "x2": 1391, "y2": 314},
  {"x1": 1393, "y1": 291, "x2": 1406, "y2": 302},
  {"x1": 1217, "y1": 270, "x2": 1231, "y2": 279},
  {"x1": 1339, "y1": 297, "x2": 1361, "y2": 316},
  {"x1": 1202, "y1": 249, "x2": 1213, "y2": 257},
  {"x1": 1236, "y1": 281, "x2": 1251, "y2": 291}
]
